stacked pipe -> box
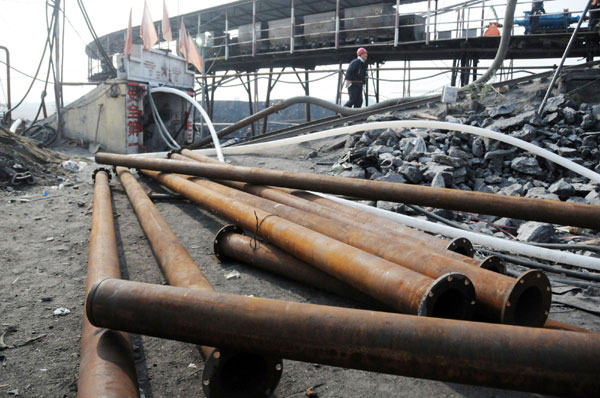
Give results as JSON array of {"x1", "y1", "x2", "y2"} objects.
[
  {"x1": 115, "y1": 167, "x2": 283, "y2": 398},
  {"x1": 167, "y1": 151, "x2": 548, "y2": 326},
  {"x1": 92, "y1": 152, "x2": 600, "y2": 396}
]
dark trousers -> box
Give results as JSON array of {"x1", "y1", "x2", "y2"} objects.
[{"x1": 344, "y1": 84, "x2": 363, "y2": 108}]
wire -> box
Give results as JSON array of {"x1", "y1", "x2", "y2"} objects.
[
  {"x1": 76, "y1": 0, "x2": 116, "y2": 75},
  {"x1": 3, "y1": 1, "x2": 55, "y2": 115}
]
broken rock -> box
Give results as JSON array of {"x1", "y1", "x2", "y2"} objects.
[{"x1": 517, "y1": 222, "x2": 555, "y2": 243}]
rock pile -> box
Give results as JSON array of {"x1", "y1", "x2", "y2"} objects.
[{"x1": 333, "y1": 95, "x2": 600, "y2": 242}]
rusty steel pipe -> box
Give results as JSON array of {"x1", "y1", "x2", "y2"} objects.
[
  {"x1": 142, "y1": 170, "x2": 475, "y2": 319},
  {"x1": 116, "y1": 167, "x2": 282, "y2": 398},
  {"x1": 216, "y1": 226, "x2": 585, "y2": 334},
  {"x1": 87, "y1": 278, "x2": 600, "y2": 398},
  {"x1": 77, "y1": 169, "x2": 139, "y2": 398},
  {"x1": 96, "y1": 152, "x2": 600, "y2": 229},
  {"x1": 172, "y1": 173, "x2": 547, "y2": 326},
  {"x1": 177, "y1": 150, "x2": 476, "y2": 257},
  {"x1": 213, "y1": 225, "x2": 383, "y2": 308}
]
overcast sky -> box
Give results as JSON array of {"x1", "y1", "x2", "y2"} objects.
[{"x1": 0, "y1": 0, "x2": 592, "y2": 119}]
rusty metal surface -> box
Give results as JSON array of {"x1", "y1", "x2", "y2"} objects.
[
  {"x1": 116, "y1": 167, "x2": 282, "y2": 398},
  {"x1": 171, "y1": 173, "x2": 546, "y2": 327},
  {"x1": 77, "y1": 170, "x2": 139, "y2": 398},
  {"x1": 214, "y1": 225, "x2": 382, "y2": 308},
  {"x1": 87, "y1": 278, "x2": 600, "y2": 398},
  {"x1": 95, "y1": 152, "x2": 600, "y2": 229},
  {"x1": 178, "y1": 149, "x2": 477, "y2": 258},
  {"x1": 142, "y1": 170, "x2": 474, "y2": 319}
]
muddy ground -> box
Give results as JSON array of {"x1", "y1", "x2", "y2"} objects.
[{"x1": 1, "y1": 137, "x2": 599, "y2": 398}]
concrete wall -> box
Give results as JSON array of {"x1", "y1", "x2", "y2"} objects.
[{"x1": 61, "y1": 80, "x2": 128, "y2": 153}]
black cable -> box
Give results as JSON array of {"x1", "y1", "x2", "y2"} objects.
[
  {"x1": 3, "y1": 2, "x2": 55, "y2": 115},
  {"x1": 527, "y1": 242, "x2": 600, "y2": 254},
  {"x1": 76, "y1": 0, "x2": 116, "y2": 75},
  {"x1": 403, "y1": 204, "x2": 469, "y2": 230},
  {"x1": 479, "y1": 249, "x2": 600, "y2": 283},
  {"x1": 505, "y1": 268, "x2": 599, "y2": 289}
]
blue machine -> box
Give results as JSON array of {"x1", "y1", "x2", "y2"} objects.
[{"x1": 514, "y1": 11, "x2": 580, "y2": 34}]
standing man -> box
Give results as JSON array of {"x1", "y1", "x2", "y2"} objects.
[{"x1": 344, "y1": 48, "x2": 368, "y2": 108}]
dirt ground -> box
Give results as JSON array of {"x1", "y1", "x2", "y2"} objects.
[{"x1": 1, "y1": 137, "x2": 599, "y2": 398}]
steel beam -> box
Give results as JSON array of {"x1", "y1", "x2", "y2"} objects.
[
  {"x1": 77, "y1": 169, "x2": 138, "y2": 398},
  {"x1": 95, "y1": 153, "x2": 600, "y2": 230},
  {"x1": 116, "y1": 167, "x2": 282, "y2": 397},
  {"x1": 87, "y1": 278, "x2": 600, "y2": 398},
  {"x1": 141, "y1": 170, "x2": 473, "y2": 319}
]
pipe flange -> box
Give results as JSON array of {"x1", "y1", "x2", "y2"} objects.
[
  {"x1": 445, "y1": 237, "x2": 475, "y2": 257},
  {"x1": 201, "y1": 348, "x2": 283, "y2": 398},
  {"x1": 167, "y1": 148, "x2": 182, "y2": 158},
  {"x1": 92, "y1": 167, "x2": 112, "y2": 183},
  {"x1": 418, "y1": 272, "x2": 476, "y2": 321},
  {"x1": 213, "y1": 224, "x2": 244, "y2": 262},
  {"x1": 501, "y1": 269, "x2": 551, "y2": 327},
  {"x1": 479, "y1": 256, "x2": 506, "y2": 275}
]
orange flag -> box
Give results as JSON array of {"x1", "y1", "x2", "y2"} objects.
[
  {"x1": 186, "y1": 34, "x2": 204, "y2": 72},
  {"x1": 140, "y1": 0, "x2": 158, "y2": 51},
  {"x1": 162, "y1": 0, "x2": 172, "y2": 42},
  {"x1": 124, "y1": 8, "x2": 132, "y2": 57},
  {"x1": 178, "y1": 18, "x2": 188, "y2": 58}
]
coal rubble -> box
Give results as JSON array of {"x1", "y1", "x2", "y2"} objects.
[{"x1": 333, "y1": 95, "x2": 600, "y2": 242}]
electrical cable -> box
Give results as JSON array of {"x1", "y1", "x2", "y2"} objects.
[
  {"x1": 478, "y1": 249, "x2": 600, "y2": 282},
  {"x1": 146, "y1": 87, "x2": 181, "y2": 150},
  {"x1": 76, "y1": 0, "x2": 116, "y2": 75},
  {"x1": 4, "y1": 2, "x2": 55, "y2": 114}
]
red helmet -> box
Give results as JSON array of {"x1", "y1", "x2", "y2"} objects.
[{"x1": 357, "y1": 47, "x2": 367, "y2": 56}]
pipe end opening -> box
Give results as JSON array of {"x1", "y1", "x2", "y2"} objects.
[
  {"x1": 446, "y1": 238, "x2": 475, "y2": 257},
  {"x1": 502, "y1": 270, "x2": 551, "y2": 327},
  {"x1": 202, "y1": 349, "x2": 283, "y2": 398},
  {"x1": 479, "y1": 256, "x2": 507, "y2": 275},
  {"x1": 213, "y1": 224, "x2": 244, "y2": 262},
  {"x1": 418, "y1": 273, "x2": 476, "y2": 320}
]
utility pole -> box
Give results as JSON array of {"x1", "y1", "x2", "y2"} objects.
[{"x1": 53, "y1": 0, "x2": 62, "y2": 137}]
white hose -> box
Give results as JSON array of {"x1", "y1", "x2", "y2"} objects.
[
  {"x1": 147, "y1": 88, "x2": 181, "y2": 150},
  {"x1": 316, "y1": 192, "x2": 600, "y2": 272},
  {"x1": 9, "y1": 118, "x2": 23, "y2": 133},
  {"x1": 149, "y1": 87, "x2": 224, "y2": 162},
  {"x1": 192, "y1": 120, "x2": 600, "y2": 184}
]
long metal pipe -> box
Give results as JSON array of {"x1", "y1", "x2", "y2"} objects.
[
  {"x1": 155, "y1": 157, "x2": 547, "y2": 326},
  {"x1": 215, "y1": 227, "x2": 586, "y2": 334},
  {"x1": 179, "y1": 150, "x2": 476, "y2": 257},
  {"x1": 95, "y1": 153, "x2": 600, "y2": 230},
  {"x1": 116, "y1": 167, "x2": 282, "y2": 397},
  {"x1": 213, "y1": 225, "x2": 383, "y2": 308},
  {"x1": 87, "y1": 278, "x2": 600, "y2": 398},
  {"x1": 188, "y1": 175, "x2": 547, "y2": 326},
  {"x1": 141, "y1": 170, "x2": 474, "y2": 319},
  {"x1": 0, "y1": 46, "x2": 11, "y2": 124},
  {"x1": 77, "y1": 169, "x2": 139, "y2": 398}
]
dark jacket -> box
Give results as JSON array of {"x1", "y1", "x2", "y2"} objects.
[{"x1": 345, "y1": 58, "x2": 368, "y2": 84}]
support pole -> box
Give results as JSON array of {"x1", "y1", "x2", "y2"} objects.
[
  {"x1": 394, "y1": 0, "x2": 400, "y2": 47},
  {"x1": 224, "y1": 8, "x2": 229, "y2": 60},
  {"x1": 426, "y1": 0, "x2": 431, "y2": 45},
  {"x1": 304, "y1": 69, "x2": 310, "y2": 122},
  {"x1": 481, "y1": 0, "x2": 486, "y2": 36},
  {"x1": 0, "y1": 46, "x2": 11, "y2": 124},
  {"x1": 290, "y1": 0, "x2": 295, "y2": 54},
  {"x1": 336, "y1": 63, "x2": 343, "y2": 105},
  {"x1": 375, "y1": 63, "x2": 380, "y2": 103},
  {"x1": 335, "y1": 0, "x2": 340, "y2": 49},
  {"x1": 252, "y1": 0, "x2": 256, "y2": 57},
  {"x1": 77, "y1": 170, "x2": 139, "y2": 398},
  {"x1": 53, "y1": 0, "x2": 62, "y2": 137},
  {"x1": 87, "y1": 278, "x2": 600, "y2": 398}
]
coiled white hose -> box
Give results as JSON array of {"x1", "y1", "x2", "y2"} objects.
[{"x1": 149, "y1": 87, "x2": 224, "y2": 162}]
